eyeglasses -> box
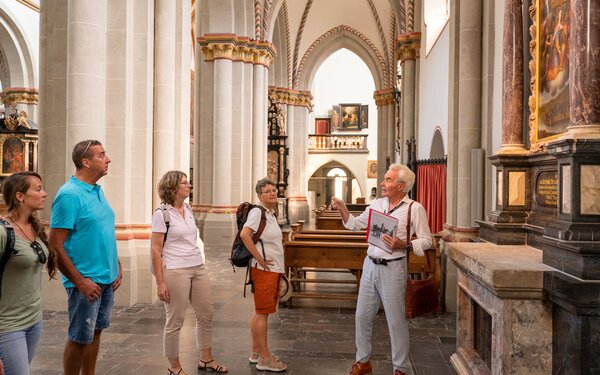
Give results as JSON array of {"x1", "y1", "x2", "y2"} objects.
[
  {"x1": 82, "y1": 140, "x2": 92, "y2": 157},
  {"x1": 261, "y1": 188, "x2": 278, "y2": 195},
  {"x1": 179, "y1": 181, "x2": 191, "y2": 186},
  {"x1": 30, "y1": 241, "x2": 47, "y2": 264}
]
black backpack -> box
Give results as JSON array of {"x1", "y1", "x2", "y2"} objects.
[
  {"x1": 230, "y1": 202, "x2": 267, "y2": 268},
  {"x1": 230, "y1": 203, "x2": 266, "y2": 297},
  {"x1": 0, "y1": 219, "x2": 16, "y2": 300}
]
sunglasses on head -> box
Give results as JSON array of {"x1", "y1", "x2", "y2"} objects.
[{"x1": 30, "y1": 241, "x2": 47, "y2": 264}]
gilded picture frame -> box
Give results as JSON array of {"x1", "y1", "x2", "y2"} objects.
[
  {"x1": 340, "y1": 103, "x2": 360, "y2": 130},
  {"x1": 529, "y1": 0, "x2": 570, "y2": 150}
]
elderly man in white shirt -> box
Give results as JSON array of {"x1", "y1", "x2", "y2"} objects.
[{"x1": 331, "y1": 164, "x2": 432, "y2": 375}]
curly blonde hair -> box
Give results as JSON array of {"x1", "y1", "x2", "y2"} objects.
[{"x1": 157, "y1": 171, "x2": 187, "y2": 205}]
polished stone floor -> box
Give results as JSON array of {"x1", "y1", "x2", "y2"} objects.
[{"x1": 31, "y1": 245, "x2": 457, "y2": 375}]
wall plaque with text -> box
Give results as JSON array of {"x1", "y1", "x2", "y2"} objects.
[{"x1": 535, "y1": 170, "x2": 558, "y2": 208}]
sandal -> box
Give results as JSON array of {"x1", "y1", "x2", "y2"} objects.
[
  {"x1": 198, "y1": 359, "x2": 228, "y2": 373},
  {"x1": 167, "y1": 369, "x2": 183, "y2": 375}
]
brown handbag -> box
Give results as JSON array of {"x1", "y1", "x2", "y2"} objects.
[{"x1": 404, "y1": 202, "x2": 439, "y2": 318}]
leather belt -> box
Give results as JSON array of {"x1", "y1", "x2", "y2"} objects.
[{"x1": 369, "y1": 256, "x2": 405, "y2": 266}]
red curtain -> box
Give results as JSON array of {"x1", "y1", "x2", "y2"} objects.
[{"x1": 416, "y1": 164, "x2": 446, "y2": 234}]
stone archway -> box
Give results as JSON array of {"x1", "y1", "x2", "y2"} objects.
[
  {"x1": 0, "y1": 7, "x2": 36, "y2": 88},
  {"x1": 0, "y1": 7, "x2": 38, "y2": 120},
  {"x1": 294, "y1": 25, "x2": 386, "y2": 91}
]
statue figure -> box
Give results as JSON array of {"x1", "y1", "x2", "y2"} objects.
[
  {"x1": 3, "y1": 110, "x2": 30, "y2": 130},
  {"x1": 276, "y1": 103, "x2": 286, "y2": 135}
]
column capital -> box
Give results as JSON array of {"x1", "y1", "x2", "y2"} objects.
[
  {"x1": 373, "y1": 87, "x2": 395, "y2": 107},
  {"x1": 396, "y1": 32, "x2": 421, "y2": 61},
  {"x1": 0, "y1": 87, "x2": 39, "y2": 106},
  {"x1": 268, "y1": 86, "x2": 313, "y2": 109},
  {"x1": 197, "y1": 34, "x2": 277, "y2": 68}
]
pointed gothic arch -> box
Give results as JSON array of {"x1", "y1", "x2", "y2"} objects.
[
  {"x1": 294, "y1": 25, "x2": 385, "y2": 91},
  {"x1": 0, "y1": 7, "x2": 37, "y2": 89},
  {"x1": 430, "y1": 126, "x2": 445, "y2": 159}
]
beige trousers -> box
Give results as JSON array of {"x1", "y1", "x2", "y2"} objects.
[{"x1": 162, "y1": 264, "x2": 213, "y2": 358}]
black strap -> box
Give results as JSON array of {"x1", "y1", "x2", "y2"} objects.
[
  {"x1": 156, "y1": 206, "x2": 170, "y2": 244},
  {"x1": 0, "y1": 219, "x2": 16, "y2": 300},
  {"x1": 405, "y1": 202, "x2": 414, "y2": 264},
  {"x1": 251, "y1": 206, "x2": 267, "y2": 243},
  {"x1": 385, "y1": 200, "x2": 405, "y2": 215}
]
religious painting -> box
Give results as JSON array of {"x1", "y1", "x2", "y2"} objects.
[
  {"x1": 367, "y1": 160, "x2": 377, "y2": 178},
  {"x1": 534, "y1": 0, "x2": 570, "y2": 144},
  {"x1": 332, "y1": 105, "x2": 341, "y2": 131},
  {"x1": 340, "y1": 104, "x2": 360, "y2": 130},
  {"x1": 360, "y1": 105, "x2": 368, "y2": 129},
  {"x1": 2, "y1": 137, "x2": 24, "y2": 174},
  {"x1": 315, "y1": 117, "x2": 331, "y2": 135}
]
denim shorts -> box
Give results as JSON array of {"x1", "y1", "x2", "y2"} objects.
[{"x1": 66, "y1": 283, "x2": 114, "y2": 344}]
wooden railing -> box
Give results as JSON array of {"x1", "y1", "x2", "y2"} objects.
[{"x1": 308, "y1": 134, "x2": 368, "y2": 151}]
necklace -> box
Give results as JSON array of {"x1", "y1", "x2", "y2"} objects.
[{"x1": 9, "y1": 219, "x2": 35, "y2": 242}]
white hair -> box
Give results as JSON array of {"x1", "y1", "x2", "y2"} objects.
[{"x1": 388, "y1": 163, "x2": 415, "y2": 193}]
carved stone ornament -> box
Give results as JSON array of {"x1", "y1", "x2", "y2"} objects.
[
  {"x1": 0, "y1": 88, "x2": 39, "y2": 107},
  {"x1": 268, "y1": 86, "x2": 313, "y2": 109},
  {"x1": 4, "y1": 110, "x2": 30, "y2": 131},
  {"x1": 396, "y1": 32, "x2": 421, "y2": 61},
  {"x1": 197, "y1": 34, "x2": 276, "y2": 67},
  {"x1": 373, "y1": 88, "x2": 395, "y2": 107}
]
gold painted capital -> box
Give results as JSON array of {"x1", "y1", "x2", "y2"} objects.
[
  {"x1": 0, "y1": 88, "x2": 39, "y2": 106},
  {"x1": 373, "y1": 88, "x2": 395, "y2": 107},
  {"x1": 268, "y1": 86, "x2": 313, "y2": 109},
  {"x1": 396, "y1": 32, "x2": 421, "y2": 61},
  {"x1": 197, "y1": 34, "x2": 276, "y2": 67}
]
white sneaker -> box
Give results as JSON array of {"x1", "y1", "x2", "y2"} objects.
[
  {"x1": 256, "y1": 355, "x2": 287, "y2": 372},
  {"x1": 249, "y1": 352, "x2": 259, "y2": 364}
]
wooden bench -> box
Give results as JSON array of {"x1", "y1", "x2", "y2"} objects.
[{"x1": 284, "y1": 240, "x2": 368, "y2": 303}]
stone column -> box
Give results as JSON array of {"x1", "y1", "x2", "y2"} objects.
[
  {"x1": 285, "y1": 90, "x2": 312, "y2": 224},
  {"x1": 374, "y1": 89, "x2": 395, "y2": 181},
  {"x1": 565, "y1": 0, "x2": 600, "y2": 139},
  {"x1": 23, "y1": 140, "x2": 30, "y2": 170},
  {"x1": 196, "y1": 35, "x2": 275, "y2": 245},
  {"x1": 152, "y1": 0, "x2": 176, "y2": 207},
  {"x1": 252, "y1": 64, "x2": 268, "y2": 184},
  {"x1": 498, "y1": 0, "x2": 526, "y2": 153},
  {"x1": 397, "y1": 33, "x2": 420, "y2": 164},
  {"x1": 455, "y1": 0, "x2": 482, "y2": 228}
]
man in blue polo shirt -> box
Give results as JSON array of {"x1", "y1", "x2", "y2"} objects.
[{"x1": 49, "y1": 139, "x2": 122, "y2": 375}]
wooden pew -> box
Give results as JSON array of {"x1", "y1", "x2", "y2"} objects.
[
  {"x1": 284, "y1": 240, "x2": 368, "y2": 303},
  {"x1": 283, "y1": 221, "x2": 441, "y2": 309}
]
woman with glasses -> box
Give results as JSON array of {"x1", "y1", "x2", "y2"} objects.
[
  {"x1": 0, "y1": 172, "x2": 57, "y2": 375},
  {"x1": 240, "y1": 178, "x2": 287, "y2": 372},
  {"x1": 151, "y1": 171, "x2": 227, "y2": 375}
]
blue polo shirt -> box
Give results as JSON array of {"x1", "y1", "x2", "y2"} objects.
[{"x1": 50, "y1": 176, "x2": 119, "y2": 288}]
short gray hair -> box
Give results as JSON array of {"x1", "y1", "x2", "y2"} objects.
[
  {"x1": 255, "y1": 177, "x2": 277, "y2": 194},
  {"x1": 72, "y1": 139, "x2": 102, "y2": 169},
  {"x1": 388, "y1": 163, "x2": 415, "y2": 193}
]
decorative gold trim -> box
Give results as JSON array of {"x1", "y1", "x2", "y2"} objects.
[
  {"x1": 396, "y1": 32, "x2": 421, "y2": 61},
  {"x1": 0, "y1": 88, "x2": 39, "y2": 106},
  {"x1": 197, "y1": 34, "x2": 276, "y2": 67},
  {"x1": 373, "y1": 88, "x2": 395, "y2": 107},
  {"x1": 268, "y1": 86, "x2": 313, "y2": 109}
]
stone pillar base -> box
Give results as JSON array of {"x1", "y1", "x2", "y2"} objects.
[
  {"x1": 561, "y1": 125, "x2": 600, "y2": 140},
  {"x1": 448, "y1": 243, "x2": 553, "y2": 375},
  {"x1": 198, "y1": 212, "x2": 237, "y2": 247},
  {"x1": 545, "y1": 271, "x2": 600, "y2": 374},
  {"x1": 287, "y1": 197, "x2": 309, "y2": 225}
]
